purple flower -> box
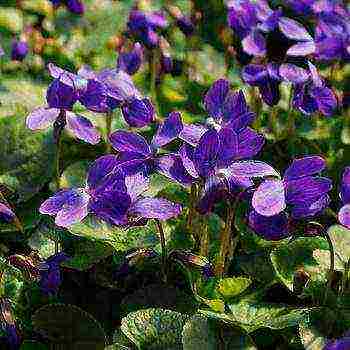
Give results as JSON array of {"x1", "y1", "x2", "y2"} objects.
[
  {"x1": 292, "y1": 62, "x2": 338, "y2": 116},
  {"x1": 338, "y1": 167, "x2": 350, "y2": 229},
  {"x1": 242, "y1": 63, "x2": 281, "y2": 106},
  {"x1": 323, "y1": 331, "x2": 350, "y2": 350},
  {"x1": 117, "y1": 42, "x2": 143, "y2": 76},
  {"x1": 66, "y1": 0, "x2": 85, "y2": 15},
  {"x1": 109, "y1": 112, "x2": 193, "y2": 186},
  {"x1": 127, "y1": 10, "x2": 168, "y2": 49},
  {"x1": 39, "y1": 252, "x2": 69, "y2": 296},
  {"x1": 11, "y1": 39, "x2": 28, "y2": 61},
  {"x1": 0, "y1": 298, "x2": 20, "y2": 350},
  {"x1": 167, "y1": 5, "x2": 195, "y2": 36},
  {"x1": 0, "y1": 203, "x2": 16, "y2": 223},
  {"x1": 252, "y1": 156, "x2": 331, "y2": 219}
]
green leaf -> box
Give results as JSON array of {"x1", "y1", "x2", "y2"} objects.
[
  {"x1": 62, "y1": 240, "x2": 114, "y2": 271},
  {"x1": 121, "y1": 308, "x2": 189, "y2": 350},
  {"x1": 32, "y1": 303, "x2": 107, "y2": 350},
  {"x1": 0, "y1": 114, "x2": 55, "y2": 202},
  {"x1": 201, "y1": 301, "x2": 310, "y2": 333},
  {"x1": 270, "y1": 237, "x2": 329, "y2": 292},
  {"x1": 326, "y1": 225, "x2": 350, "y2": 266},
  {"x1": 20, "y1": 340, "x2": 48, "y2": 350},
  {"x1": 0, "y1": 258, "x2": 24, "y2": 302},
  {"x1": 60, "y1": 160, "x2": 91, "y2": 188},
  {"x1": 182, "y1": 315, "x2": 257, "y2": 350},
  {"x1": 0, "y1": 7, "x2": 23, "y2": 33},
  {"x1": 216, "y1": 277, "x2": 252, "y2": 300}
]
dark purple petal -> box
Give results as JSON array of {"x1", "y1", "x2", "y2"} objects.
[
  {"x1": 204, "y1": 79, "x2": 230, "y2": 119},
  {"x1": 92, "y1": 167, "x2": 128, "y2": 195},
  {"x1": 109, "y1": 130, "x2": 151, "y2": 155},
  {"x1": 193, "y1": 129, "x2": 219, "y2": 178},
  {"x1": 125, "y1": 172, "x2": 149, "y2": 202},
  {"x1": 284, "y1": 156, "x2": 326, "y2": 180},
  {"x1": 217, "y1": 127, "x2": 239, "y2": 165},
  {"x1": 315, "y1": 37, "x2": 344, "y2": 61},
  {"x1": 89, "y1": 191, "x2": 131, "y2": 225},
  {"x1": 46, "y1": 79, "x2": 78, "y2": 110},
  {"x1": 291, "y1": 194, "x2": 330, "y2": 219},
  {"x1": 293, "y1": 85, "x2": 318, "y2": 115},
  {"x1": 266, "y1": 63, "x2": 281, "y2": 81},
  {"x1": 177, "y1": 16, "x2": 195, "y2": 36},
  {"x1": 278, "y1": 17, "x2": 313, "y2": 41},
  {"x1": 118, "y1": 158, "x2": 149, "y2": 177},
  {"x1": 65, "y1": 112, "x2": 101, "y2": 145},
  {"x1": 285, "y1": 176, "x2": 332, "y2": 205},
  {"x1": 287, "y1": 41, "x2": 316, "y2": 56},
  {"x1": 130, "y1": 198, "x2": 181, "y2": 220},
  {"x1": 242, "y1": 64, "x2": 268, "y2": 86},
  {"x1": 310, "y1": 86, "x2": 338, "y2": 116},
  {"x1": 339, "y1": 204, "x2": 350, "y2": 229},
  {"x1": 26, "y1": 107, "x2": 59, "y2": 130},
  {"x1": 66, "y1": 0, "x2": 85, "y2": 14},
  {"x1": 248, "y1": 210, "x2": 290, "y2": 241},
  {"x1": 156, "y1": 154, "x2": 195, "y2": 187},
  {"x1": 340, "y1": 167, "x2": 350, "y2": 205},
  {"x1": 236, "y1": 128, "x2": 265, "y2": 159},
  {"x1": 323, "y1": 331, "x2": 350, "y2": 350},
  {"x1": 11, "y1": 40, "x2": 28, "y2": 61},
  {"x1": 259, "y1": 80, "x2": 281, "y2": 106},
  {"x1": 222, "y1": 90, "x2": 252, "y2": 127},
  {"x1": 122, "y1": 98, "x2": 154, "y2": 127},
  {"x1": 242, "y1": 30, "x2": 267, "y2": 57},
  {"x1": 152, "y1": 111, "x2": 183, "y2": 148},
  {"x1": 79, "y1": 79, "x2": 111, "y2": 113},
  {"x1": 39, "y1": 189, "x2": 82, "y2": 215},
  {"x1": 87, "y1": 155, "x2": 120, "y2": 191},
  {"x1": 252, "y1": 179, "x2": 286, "y2": 217},
  {"x1": 117, "y1": 42, "x2": 143, "y2": 76},
  {"x1": 279, "y1": 64, "x2": 309, "y2": 84},
  {"x1": 179, "y1": 123, "x2": 207, "y2": 147},
  {"x1": 196, "y1": 176, "x2": 227, "y2": 215},
  {"x1": 259, "y1": 8, "x2": 282, "y2": 32},
  {"x1": 179, "y1": 143, "x2": 199, "y2": 179},
  {"x1": 0, "y1": 203, "x2": 15, "y2": 223},
  {"x1": 226, "y1": 111, "x2": 256, "y2": 131}
]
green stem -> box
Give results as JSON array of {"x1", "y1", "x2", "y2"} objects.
[
  {"x1": 251, "y1": 87, "x2": 262, "y2": 131},
  {"x1": 105, "y1": 112, "x2": 112, "y2": 153},
  {"x1": 155, "y1": 219, "x2": 167, "y2": 282},
  {"x1": 149, "y1": 49, "x2": 160, "y2": 116},
  {"x1": 55, "y1": 135, "x2": 62, "y2": 190},
  {"x1": 341, "y1": 258, "x2": 350, "y2": 296},
  {"x1": 324, "y1": 232, "x2": 335, "y2": 305},
  {"x1": 286, "y1": 86, "x2": 295, "y2": 136},
  {"x1": 187, "y1": 183, "x2": 197, "y2": 233}
]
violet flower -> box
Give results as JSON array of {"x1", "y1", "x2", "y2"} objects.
[
  {"x1": 127, "y1": 10, "x2": 168, "y2": 49},
  {"x1": 0, "y1": 203, "x2": 16, "y2": 223},
  {"x1": 0, "y1": 298, "x2": 20, "y2": 350},
  {"x1": 49, "y1": 0, "x2": 84, "y2": 15},
  {"x1": 26, "y1": 66, "x2": 100, "y2": 145},
  {"x1": 167, "y1": 5, "x2": 195, "y2": 36},
  {"x1": 323, "y1": 330, "x2": 350, "y2": 350},
  {"x1": 252, "y1": 156, "x2": 332, "y2": 219},
  {"x1": 117, "y1": 42, "x2": 143, "y2": 76},
  {"x1": 109, "y1": 112, "x2": 193, "y2": 186},
  {"x1": 338, "y1": 167, "x2": 350, "y2": 229},
  {"x1": 11, "y1": 39, "x2": 28, "y2": 61}
]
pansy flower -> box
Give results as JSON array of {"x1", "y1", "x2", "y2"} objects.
[
  {"x1": 26, "y1": 65, "x2": 100, "y2": 145},
  {"x1": 338, "y1": 167, "x2": 350, "y2": 229},
  {"x1": 127, "y1": 10, "x2": 168, "y2": 49},
  {"x1": 109, "y1": 112, "x2": 193, "y2": 186},
  {"x1": 11, "y1": 39, "x2": 28, "y2": 61},
  {"x1": 117, "y1": 42, "x2": 143, "y2": 76}
]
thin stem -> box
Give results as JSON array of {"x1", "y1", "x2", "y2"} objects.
[
  {"x1": 286, "y1": 86, "x2": 295, "y2": 136},
  {"x1": 105, "y1": 112, "x2": 112, "y2": 153},
  {"x1": 251, "y1": 87, "x2": 262, "y2": 131},
  {"x1": 155, "y1": 219, "x2": 167, "y2": 282},
  {"x1": 341, "y1": 258, "x2": 350, "y2": 296},
  {"x1": 199, "y1": 215, "x2": 209, "y2": 257},
  {"x1": 149, "y1": 49, "x2": 160, "y2": 116},
  {"x1": 55, "y1": 134, "x2": 62, "y2": 190},
  {"x1": 187, "y1": 183, "x2": 197, "y2": 232},
  {"x1": 324, "y1": 232, "x2": 335, "y2": 305}
]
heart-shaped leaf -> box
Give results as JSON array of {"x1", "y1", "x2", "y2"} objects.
[{"x1": 216, "y1": 277, "x2": 252, "y2": 300}]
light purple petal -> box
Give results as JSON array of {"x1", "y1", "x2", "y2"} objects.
[
  {"x1": 278, "y1": 17, "x2": 313, "y2": 41},
  {"x1": 291, "y1": 194, "x2": 330, "y2": 219},
  {"x1": 109, "y1": 130, "x2": 151, "y2": 155},
  {"x1": 130, "y1": 198, "x2": 182, "y2": 220},
  {"x1": 338, "y1": 204, "x2": 350, "y2": 229},
  {"x1": 279, "y1": 64, "x2": 309, "y2": 84},
  {"x1": 252, "y1": 179, "x2": 286, "y2": 217},
  {"x1": 193, "y1": 129, "x2": 219, "y2": 178},
  {"x1": 179, "y1": 144, "x2": 199, "y2": 179},
  {"x1": 47, "y1": 63, "x2": 87, "y2": 91},
  {"x1": 125, "y1": 172, "x2": 149, "y2": 201},
  {"x1": 179, "y1": 123, "x2": 208, "y2": 147},
  {"x1": 65, "y1": 112, "x2": 101, "y2": 145},
  {"x1": 204, "y1": 79, "x2": 230, "y2": 119},
  {"x1": 147, "y1": 11, "x2": 168, "y2": 29},
  {"x1": 242, "y1": 64, "x2": 268, "y2": 86},
  {"x1": 0, "y1": 203, "x2": 16, "y2": 222},
  {"x1": 26, "y1": 107, "x2": 59, "y2": 130},
  {"x1": 152, "y1": 111, "x2": 183, "y2": 148},
  {"x1": 87, "y1": 155, "x2": 120, "y2": 190},
  {"x1": 284, "y1": 156, "x2": 326, "y2": 180},
  {"x1": 307, "y1": 61, "x2": 323, "y2": 87},
  {"x1": 242, "y1": 30, "x2": 267, "y2": 57},
  {"x1": 77, "y1": 65, "x2": 97, "y2": 80},
  {"x1": 236, "y1": 128, "x2": 265, "y2": 159},
  {"x1": 156, "y1": 154, "x2": 194, "y2": 187},
  {"x1": 311, "y1": 86, "x2": 338, "y2": 116},
  {"x1": 40, "y1": 189, "x2": 83, "y2": 215},
  {"x1": 287, "y1": 41, "x2": 316, "y2": 56},
  {"x1": 55, "y1": 195, "x2": 89, "y2": 228}
]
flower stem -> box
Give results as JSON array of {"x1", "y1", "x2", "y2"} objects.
[
  {"x1": 55, "y1": 135, "x2": 62, "y2": 190},
  {"x1": 341, "y1": 258, "x2": 350, "y2": 296},
  {"x1": 187, "y1": 183, "x2": 197, "y2": 232},
  {"x1": 286, "y1": 86, "x2": 295, "y2": 136},
  {"x1": 155, "y1": 219, "x2": 167, "y2": 282},
  {"x1": 105, "y1": 112, "x2": 112, "y2": 154},
  {"x1": 324, "y1": 231, "x2": 335, "y2": 305},
  {"x1": 149, "y1": 49, "x2": 160, "y2": 116}
]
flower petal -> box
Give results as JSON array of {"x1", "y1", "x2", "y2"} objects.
[
  {"x1": 179, "y1": 123, "x2": 207, "y2": 147},
  {"x1": 340, "y1": 167, "x2": 350, "y2": 205},
  {"x1": 242, "y1": 64, "x2": 268, "y2": 86},
  {"x1": 122, "y1": 98, "x2": 154, "y2": 127},
  {"x1": 291, "y1": 194, "x2": 330, "y2": 219},
  {"x1": 125, "y1": 172, "x2": 150, "y2": 202},
  {"x1": 287, "y1": 41, "x2": 316, "y2": 57},
  {"x1": 130, "y1": 198, "x2": 182, "y2": 220},
  {"x1": 236, "y1": 128, "x2": 265, "y2": 159},
  {"x1": 179, "y1": 143, "x2": 199, "y2": 178},
  {"x1": 252, "y1": 179, "x2": 286, "y2": 217},
  {"x1": 0, "y1": 203, "x2": 15, "y2": 223},
  {"x1": 242, "y1": 30, "x2": 267, "y2": 57},
  {"x1": 217, "y1": 127, "x2": 239, "y2": 165},
  {"x1": 222, "y1": 90, "x2": 252, "y2": 125},
  {"x1": 311, "y1": 86, "x2": 338, "y2": 116},
  {"x1": 338, "y1": 204, "x2": 350, "y2": 229},
  {"x1": 151, "y1": 111, "x2": 183, "y2": 148},
  {"x1": 278, "y1": 17, "x2": 313, "y2": 41},
  {"x1": 279, "y1": 64, "x2": 309, "y2": 84},
  {"x1": 193, "y1": 129, "x2": 219, "y2": 178},
  {"x1": 26, "y1": 107, "x2": 59, "y2": 130},
  {"x1": 109, "y1": 130, "x2": 151, "y2": 155},
  {"x1": 40, "y1": 189, "x2": 83, "y2": 215},
  {"x1": 65, "y1": 112, "x2": 101, "y2": 145},
  {"x1": 204, "y1": 79, "x2": 230, "y2": 119},
  {"x1": 284, "y1": 156, "x2": 326, "y2": 180},
  {"x1": 249, "y1": 210, "x2": 290, "y2": 241}
]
